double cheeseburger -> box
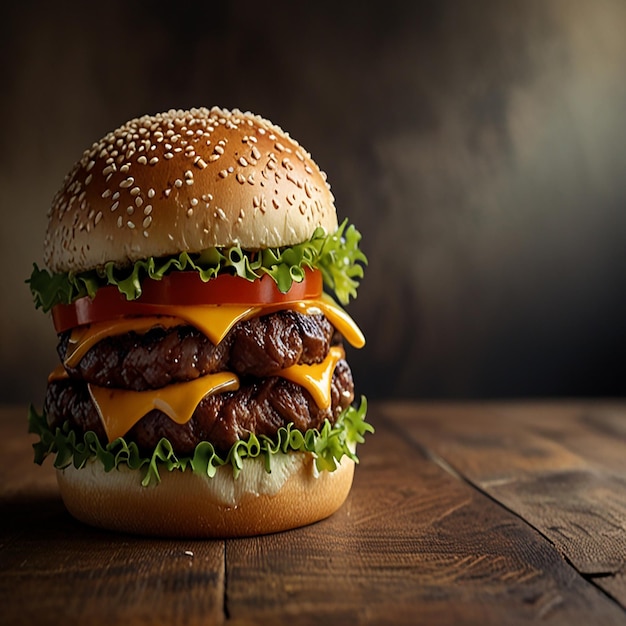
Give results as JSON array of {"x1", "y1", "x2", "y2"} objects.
[{"x1": 28, "y1": 107, "x2": 371, "y2": 537}]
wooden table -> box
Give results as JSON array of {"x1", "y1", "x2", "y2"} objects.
[{"x1": 1, "y1": 401, "x2": 625, "y2": 625}]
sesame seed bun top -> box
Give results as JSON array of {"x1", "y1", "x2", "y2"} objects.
[{"x1": 43, "y1": 107, "x2": 338, "y2": 273}]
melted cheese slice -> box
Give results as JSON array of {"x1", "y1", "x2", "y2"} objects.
[
  {"x1": 63, "y1": 297, "x2": 364, "y2": 369},
  {"x1": 48, "y1": 363, "x2": 70, "y2": 383},
  {"x1": 89, "y1": 372, "x2": 240, "y2": 442}
]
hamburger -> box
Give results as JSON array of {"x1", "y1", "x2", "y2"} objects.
[{"x1": 27, "y1": 107, "x2": 371, "y2": 537}]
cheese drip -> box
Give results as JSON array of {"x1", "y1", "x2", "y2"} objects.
[
  {"x1": 63, "y1": 296, "x2": 364, "y2": 369},
  {"x1": 87, "y1": 346, "x2": 345, "y2": 443},
  {"x1": 90, "y1": 372, "x2": 240, "y2": 442},
  {"x1": 278, "y1": 346, "x2": 344, "y2": 410}
]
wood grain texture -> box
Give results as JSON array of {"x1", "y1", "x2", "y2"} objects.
[
  {"x1": 0, "y1": 408, "x2": 225, "y2": 626},
  {"x1": 384, "y1": 402, "x2": 626, "y2": 608},
  {"x1": 2, "y1": 403, "x2": 626, "y2": 625},
  {"x1": 224, "y1": 407, "x2": 625, "y2": 625}
]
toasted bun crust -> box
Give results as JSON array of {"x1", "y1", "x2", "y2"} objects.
[
  {"x1": 56, "y1": 453, "x2": 354, "y2": 537},
  {"x1": 44, "y1": 107, "x2": 338, "y2": 273}
]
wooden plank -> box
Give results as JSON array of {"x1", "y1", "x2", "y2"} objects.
[
  {"x1": 224, "y1": 404, "x2": 626, "y2": 625},
  {"x1": 0, "y1": 407, "x2": 225, "y2": 626},
  {"x1": 384, "y1": 402, "x2": 626, "y2": 608},
  {"x1": 4, "y1": 402, "x2": 626, "y2": 624}
]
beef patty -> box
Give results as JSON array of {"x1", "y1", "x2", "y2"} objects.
[
  {"x1": 46, "y1": 310, "x2": 354, "y2": 455},
  {"x1": 58, "y1": 311, "x2": 335, "y2": 390}
]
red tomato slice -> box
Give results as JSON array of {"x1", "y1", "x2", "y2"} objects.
[{"x1": 52, "y1": 269, "x2": 323, "y2": 333}]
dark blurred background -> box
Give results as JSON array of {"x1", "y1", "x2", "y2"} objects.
[{"x1": 2, "y1": 0, "x2": 626, "y2": 404}]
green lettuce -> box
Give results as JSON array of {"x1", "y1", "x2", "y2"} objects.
[
  {"x1": 28, "y1": 220, "x2": 367, "y2": 312},
  {"x1": 28, "y1": 398, "x2": 373, "y2": 487}
]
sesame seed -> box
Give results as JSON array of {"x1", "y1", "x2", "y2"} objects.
[
  {"x1": 187, "y1": 208, "x2": 193, "y2": 216},
  {"x1": 130, "y1": 186, "x2": 141, "y2": 196},
  {"x1": 120, "y1": 163, "x2": 130, "y2": 173},
  {"x1": 119, "y1": 177, "x2": 134, "y2": 188},
  {"x1": 137, "y1": 155, "x2": 148, "y2": 165},
  {"x1": 305, "y1": 165, "x2": 313, "y2": 174},
  {"x1": 174, "y1": 179, "x2": 183, "y2": 188},
  {"x1": 219, "y1": 169, "x2": 228, "y2": 178},
  {"x1": 113, "y1": 191, "x2": 120, "y2": 200},
  {"x1": 216, "y1": 207, "x2": 226, "y2": 220},
  {"x1": 228, "y1": 166, "x2": 234, "y2": 173},
  {"x1": 95, "y1": 211, "x2": 103, "y2": 225},
  {"x1": 126, "y1": 206, "x2": 134, "y2": 215},
  {"x1": 143, "y1": 230, "x2": 149, "y2": 237},
  {"x1": 143, "y1": 215, "x2": 152, "y2": 228},
  {"x1": 102, "y1": 189, "x2": 112, "y2": 199},
  {"x1": 195, "y1": 157, "x2": 207, "y2": 169},
  {"x1": 251, "y1": 147, "x2": 261, "y2": 160},
  {"x1": 238, "y1": 156, "x2": 248, "y2": 167},
  {"x1": 117, "y1": 216, "x2": 123, "y2": 228},
  {"x1": 191, "y1": 198, "x2": 198, "y2": 206},
  {"x1": 144, "y1": 204, "x2": 153, "y2": 215},
  {"x1": 135, "y1": 196, "x2": 143, "y2": 207},
  {"x1": 164, "y1": 152, "x2": 174, "y2": 159},
  {"x1": 185, "y1": 170, "x2": 193, "y2": 178},
  {"x1": 86, "y1": 160, "x2": 95, "y2": 171},
  {"x1": 127, "y1": 220, "x2": 135, "y2": 229},
  {"x1": 164, "y1": 189, "x2": 171, "y2": 197},
  {"x1": 253, "y1": 196, "x2": 260, "y2": 208},
  {"x1": 111, "y1": 201, "x2": 119, "y2": 212},
  {"x1": 150, "y1": 157, "x2": 159, "y2": 165},
  {"x1": 148, "y1": 188, "x2": 155, "y2": 198},
  {"x1": 214, "y1": 145, "x2": 224, "y2": 155},
  {"x1": 209, "y1": 154, "x2": 220, "y2": 162},
  {"x1": 236, "y1": 173, "x2": 246, "y2": 184},
  {"x1": 85, "y1": 174, "x2": 93, "y2": 185}
]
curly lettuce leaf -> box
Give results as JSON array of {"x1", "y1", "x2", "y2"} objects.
[
  {"x1": 28, "y1": 220, "x2": 367, "y2": 312},
  {"x1": 28, "y1": 398, "x2": 373, "y2": 487}
]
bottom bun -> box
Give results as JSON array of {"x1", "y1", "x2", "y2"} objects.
[{"x1": 56, "y1": 452, "x2": 355, "y2": 537}]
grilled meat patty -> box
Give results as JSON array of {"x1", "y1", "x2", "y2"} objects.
[
  {"x1": 46, "y1": 310, "x2": 354, "y2": 455},
  {"x1": 58, "y1": 311, "x2": 335, "y2": 390}
]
